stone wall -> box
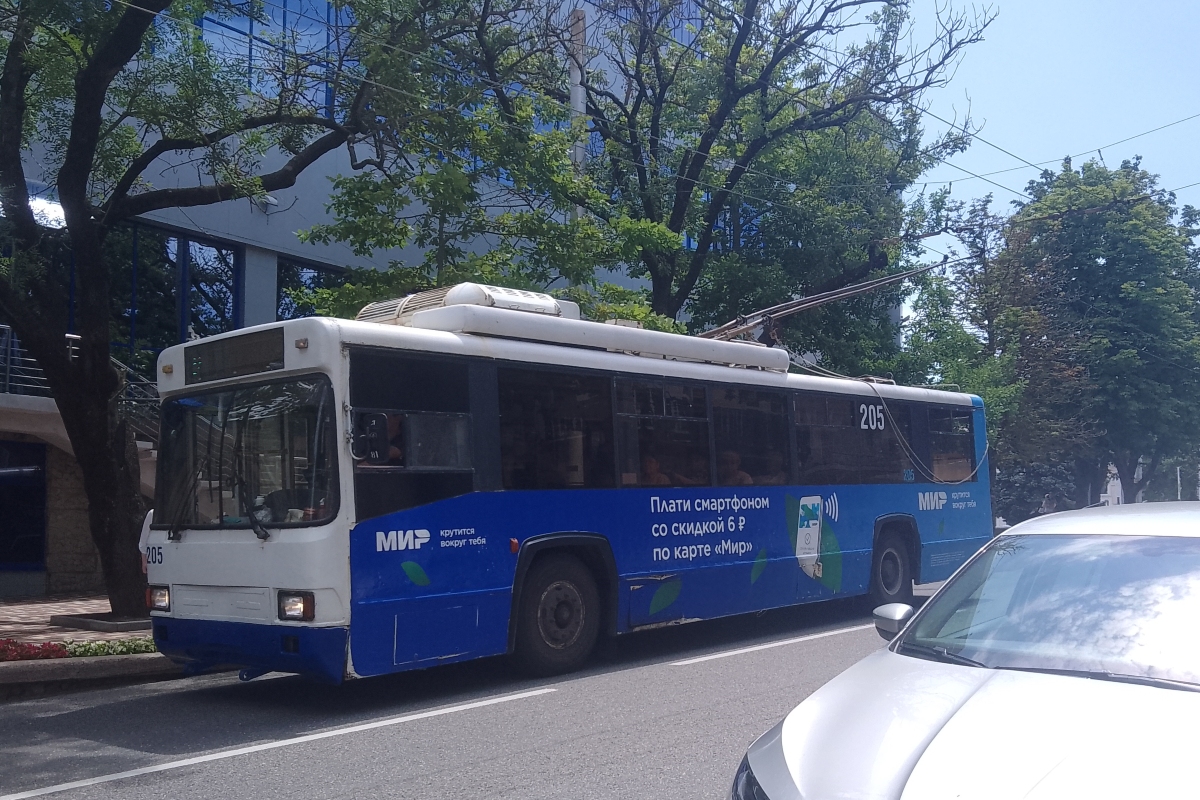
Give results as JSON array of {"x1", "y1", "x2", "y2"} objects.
[
  {"x1": 44, "y1": 445, "x2": 105, "y2": 594},
  {"x1": 0, "y1": 433, "x2": 104, "y2": 596}
]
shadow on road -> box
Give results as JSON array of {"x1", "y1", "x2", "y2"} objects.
[{"x1": 0, "y1": 591, "x2": 919, "y2": 776}]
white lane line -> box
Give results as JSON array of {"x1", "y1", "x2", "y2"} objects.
[
  {"x1": 670, "y1": 624, "x2": 875, "y2": 666},
  {"x1": 1, "y1": 687, "x2": 556, "y2": 800}
]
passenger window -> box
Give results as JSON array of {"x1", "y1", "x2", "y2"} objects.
[
  {"x1": 928, "y1": 408, "x2": 976, "y2": 482},
  {"x1": 407, "y1": 415, "x2": 471, "y2": 468},
  {"x1": 712, "y1": 387, "x2": 790, "y2": 486},
  {"x1": 615, "y1": 379, "x2": 710, "y2": 488},
  {"x1": 348, "y1": 350, "x2": 474, "y2": 520},
  {"x1": 497, "y1": 368, "x2": 615, "y2": 489},
  {"x1": 794, "y1": 393, "x2": 914, "y2": 485}
]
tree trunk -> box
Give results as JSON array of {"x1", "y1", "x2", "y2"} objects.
[
  {"x1": 6, "y1": 228, "x2": 149, "y2": 617},
  {"x1": 31, "y1": 343, "x2": 148, "y2": 617},
  {"x1": 1071, "y1": 456, "x2": 1107, "y2": 509},
  {"x1": 647, "y1": 254, "x2": 676, "y2": 318}
]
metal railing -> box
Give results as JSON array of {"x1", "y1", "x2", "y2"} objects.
[
  {"x1": 0, "y1": 326, "x2": 57, "y2": 397},
  {"x1": 1, "y1": 325, "x2": 161, "y2": 446}
]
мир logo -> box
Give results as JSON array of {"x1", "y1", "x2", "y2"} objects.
[
  {"x1": 918, "y1": 491, "x2": 947, "y2": 511},
  {"x1": 376, "y1": 529, "x2": 431, "y2": 551}
]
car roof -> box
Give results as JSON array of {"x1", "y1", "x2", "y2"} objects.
[{"x1": 1001, "y1": 502, "x2": 1200, "y2": 538}]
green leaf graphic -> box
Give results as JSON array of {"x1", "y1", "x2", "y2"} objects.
[
  {"x1": 649, "y1": 578, "x2": 682, "y2": 615},
  {"x1": 785, "y1": 495, "x2": 800, "y2": 552},
  {"x1": 817, "y1": 520, "x2": 843, "y2": 593},
  {"x1": 401, "y1": 561, "x2": 431, "y2": 586},
  {"x1": 751, "y1": 549, "x2": 768, "y2": 584}
]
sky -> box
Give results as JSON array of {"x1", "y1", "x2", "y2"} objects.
[{"x1": 907, "y1": 0, "x2": 1200, "y2": 255}]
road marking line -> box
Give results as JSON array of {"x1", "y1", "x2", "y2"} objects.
[
  {"x1": 0, "y1": 687, "x2": 556, "y2": 800},
  {"x1": 670, "y1": 624, "x2": 875, "y2": 666}
]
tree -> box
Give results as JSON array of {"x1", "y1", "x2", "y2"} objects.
[
  {"x1": 548, "y1": 0, "x2": 990, "y2": 319},
  {"x1": 1005, "y1": 159, "x2": 1200, "y2": 502},
  {"x1": 0, "y1": 0, "x2": 490, "y2": 613},
  {"x1": 301, "y1": 0, "x2": 676, "y2": 293},
  {"x1": 906, "y1": 160, "x2": 1200, "y2": 514},
  {"x1": 682, "y1": 113, "x2": 964, "y2": 374}
]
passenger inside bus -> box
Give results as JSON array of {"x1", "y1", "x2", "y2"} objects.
[
  {"x1": 385, "y1": 414, "x2": 405, "y2": 465},
  {"x1": 718, "y1": 450, "x2": 754, "y2": 486},
  {"x1": 640, "y1": 453, "x2": 672, "y2": 486},
  {"x1": 669, "y1": 452, "x2": 711, "y2": 486},
  {"x1": 754, "y1": 451, "x2": 788, "y2": 485}
]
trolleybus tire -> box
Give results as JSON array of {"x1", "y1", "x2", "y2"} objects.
[
  {"x1": 514, "y1": 553, "x2": 601, "y2": 676},
  {"x1": 869, "y1": 533, "x2": 914, "y2": 607}
]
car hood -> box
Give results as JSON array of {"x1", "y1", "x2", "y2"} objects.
[{"x1": 751, "y1": 648, "x2": 1200, "y2": 800}]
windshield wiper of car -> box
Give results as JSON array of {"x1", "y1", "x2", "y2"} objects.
[
  {"x1": 896, "y1": 641, "x2": 989, "y2": 668},
  {"x1": 995, "y1": 667, "x2": 1200, "y2": 694}
]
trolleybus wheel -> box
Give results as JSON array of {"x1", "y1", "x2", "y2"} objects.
[
  {"x1": 515, "y1": 553, "x2": 600, "y2": 676},
  {"x1": 869, "y1": 533, "x2": 914, "y2": 607}
]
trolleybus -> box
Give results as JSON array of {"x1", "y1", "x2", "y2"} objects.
[{"x1": 145, "y1": 283, "x2": 991, "y2": 682}]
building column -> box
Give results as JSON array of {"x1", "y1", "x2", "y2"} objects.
[{"x1": 241, "y1": 245, "x2": 279, "y2": 327}]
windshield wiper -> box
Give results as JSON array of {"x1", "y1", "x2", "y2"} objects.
[
  {"x1": 995, "y1": 667, "x2": 1200, "y2": 693},
  {"x1": 896, "y1": 641, "x2": 989, "y2": 668},
  {"x1": 230, "y1": 410, "x2": 270, "y2": 541}
]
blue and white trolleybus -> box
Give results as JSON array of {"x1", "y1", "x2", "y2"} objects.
[{"x1": 145, "y1": 283, "x2": 992, "y2": 681}]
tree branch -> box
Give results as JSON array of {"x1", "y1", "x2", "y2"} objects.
[
  {"x1": 100, "y1": 114, "x2": 347, "y2": 221},
  {"x1": 111, "y1": 128, "x2": 351, "y2": 219}
]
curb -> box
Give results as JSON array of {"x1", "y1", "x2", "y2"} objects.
[
  {"x1": 0, "y1": 653, "x2": 185, "y2": 702},
  {"x1": 47, "y1": 614, "x2": 152, "y2": 633}
]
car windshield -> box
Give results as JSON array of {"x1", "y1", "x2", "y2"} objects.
[
  {"x1": 155, "y1": 375, "x2": 338, "y2": 529},
  {"x1": 900, "y1": 534, "x2": 1200, "y2": 685}
]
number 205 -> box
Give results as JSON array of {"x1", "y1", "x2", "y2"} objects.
[
  {"x1": 145, "y1": 546, "x2": 163, "y2": 565},
  {"x1": 859, "y1": 403, "x2": 886, "y2": 431}
]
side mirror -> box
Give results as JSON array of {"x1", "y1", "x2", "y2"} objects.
[
  {"x1": 358, "y1": 413, "x2": 391, "y2": 464},
  {"x1": 873, "y1": 603, "x2": 914, "y2": 641}
]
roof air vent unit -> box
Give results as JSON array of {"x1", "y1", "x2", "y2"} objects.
[{"x1": 355, "y1": 282, "x2": 578, "y2": 325}]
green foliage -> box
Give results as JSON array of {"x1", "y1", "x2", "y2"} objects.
[
  {"x1": 64, "y1": 638, "x2": 157, "y2": 657},
  {"x1": 554, "y1": 284, "x2": 685, "y2": 334},
  {"x1": 306, "y1": 0, "x2": 989, "y2": 325},
  {"x1": 903, "y1": 158, "x2": 1200, "y2": 515},
  {"x1": 285, "y1": 263, "x2": 432, "y2": 319},
  {"x1": 1006, "y1": 158, "x2": 1200, "y2": 500}
]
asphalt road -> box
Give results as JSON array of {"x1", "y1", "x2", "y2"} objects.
[{"x1": 0, "y1": 597, "x2": 888, "y2": 800}]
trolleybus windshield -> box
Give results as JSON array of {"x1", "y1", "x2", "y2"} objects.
[{"x1": 155, "y1": 375, "x2": 338, "y2": 530}]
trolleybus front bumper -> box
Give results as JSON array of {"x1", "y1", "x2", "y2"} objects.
[{"x1": 152, "y1": 617, "x2": 348, "y2": 683}]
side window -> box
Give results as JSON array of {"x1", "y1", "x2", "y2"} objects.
[
  {"x1": 928, "y1": 408, "x2": 976, "y2": 482},
  {"x1": 712, "y1": 387, "x2": 790, "y2": 486},
  {"x1": 795, "y1": 393, "x2": 914, "y2": 485},
  {"x1": 349, "y1": 351, "x2": 474, "y2": 520},
  {"x1": 615, "y1": 379, "x2": 710, "y2": 488},
  {"x1": 497, "y1": 368, "x2": 615, "y2": 490}
]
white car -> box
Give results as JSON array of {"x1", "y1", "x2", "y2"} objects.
[{"x1": 731, "y1": 502, "x2": 1200, "y2": 800}]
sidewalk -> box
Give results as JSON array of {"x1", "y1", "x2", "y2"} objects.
[
  {"x1": 0, "y1": 594, "x2": 148, "y2": 644},
  {"x1": 0, "y1": 595, "x2": 185, "y2": 701}
]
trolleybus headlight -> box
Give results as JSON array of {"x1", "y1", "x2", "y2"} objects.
[
  {"x1": 147, "y1": 585, "x2": 171, "y2": 612},
  {"x1": 278, "y1": 591, "x2": 315, "y2": 621}
]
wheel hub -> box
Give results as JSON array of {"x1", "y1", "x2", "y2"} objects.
[
  {"x1": 880, "y1": 549, "x2": 902, "y2": 595},
  {"x1": 537, "y1": 580, "x2": 585, "y2": 650}
]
